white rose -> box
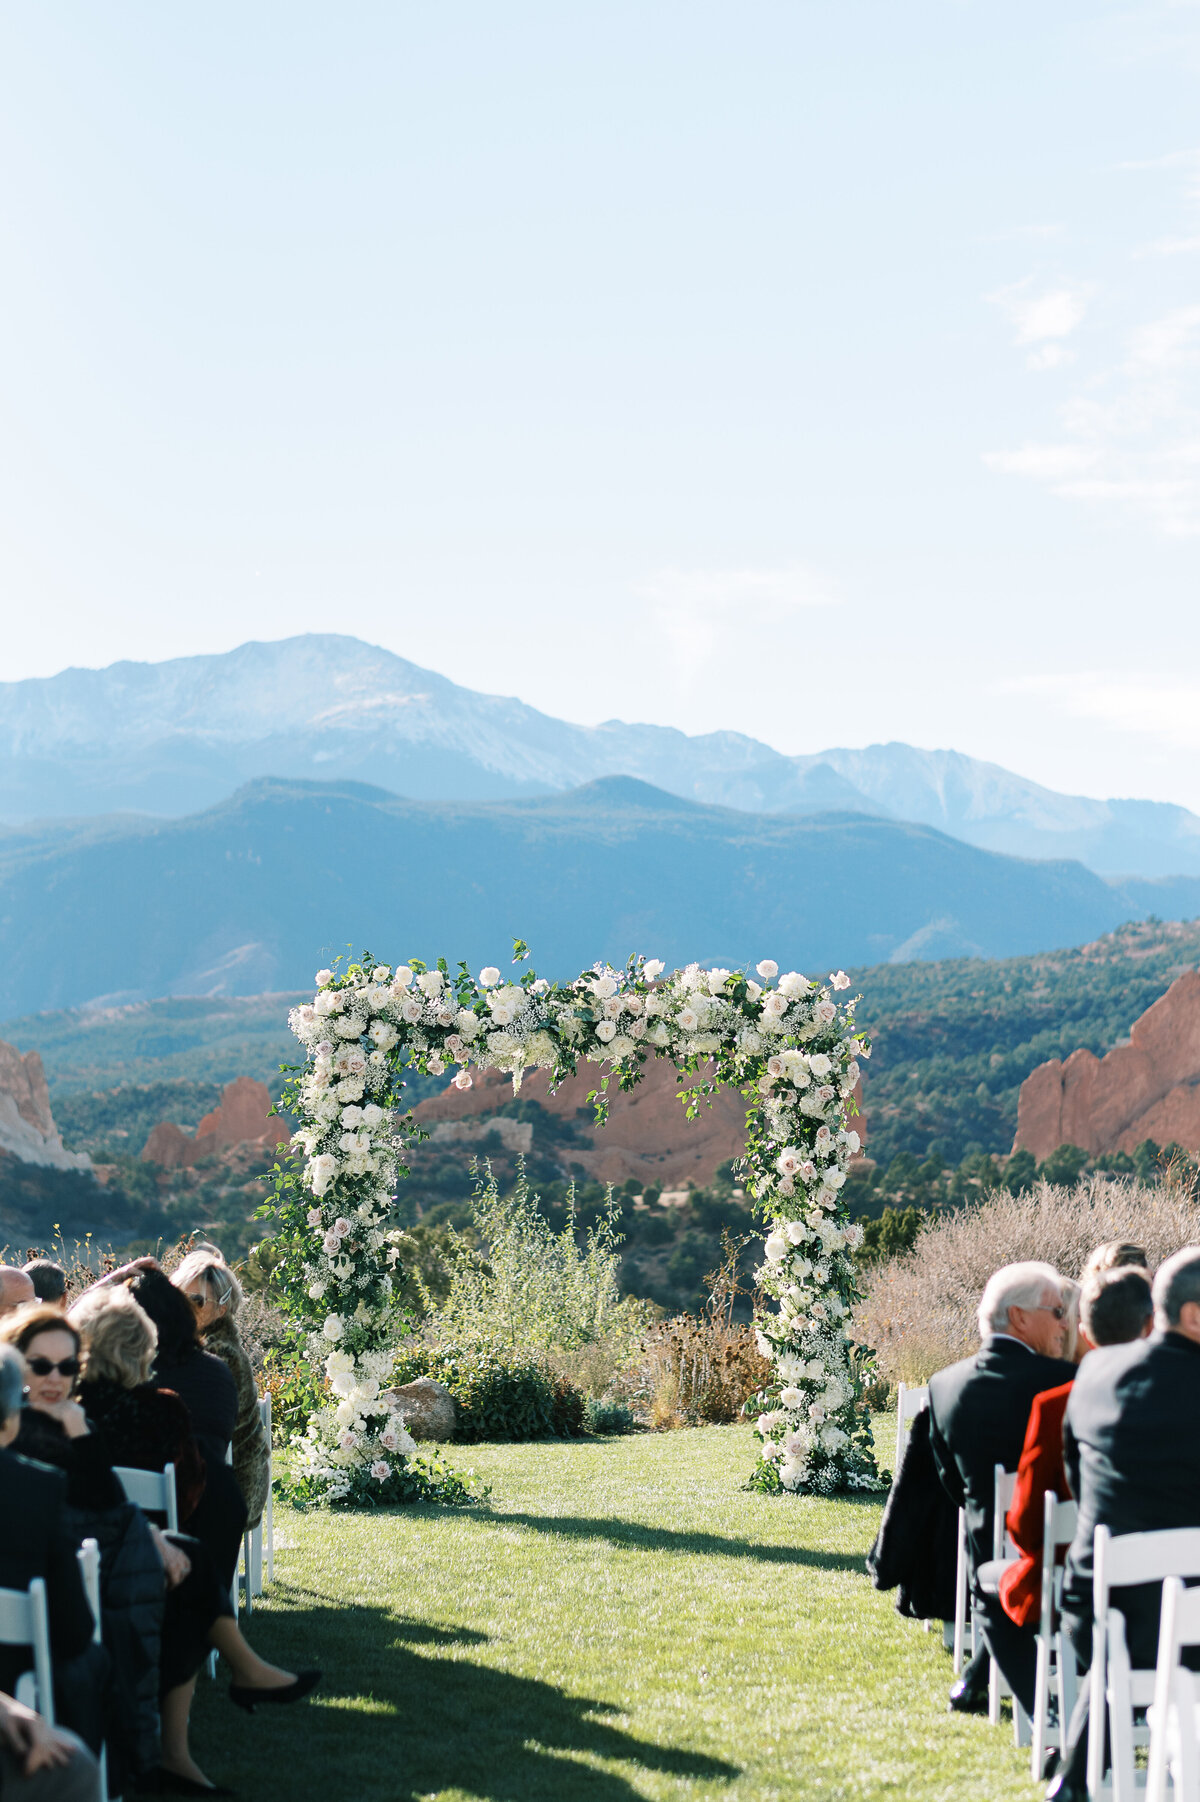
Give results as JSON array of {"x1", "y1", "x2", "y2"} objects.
[
  {"x1": 315, "y1": 968, "x2": 334, "y2": 987},
  {"x1": 756, "y1": 960, "x2": 779, "y2": 980},
  {"x1": 845, "y1": 1129, "x2": 861, "y2": 1154},
  {"x1": 595, "y1": 1019, "x2": 617, "y2": 1043},
  {"x1": 830, "y1": 970, "x2": 851, "y2": 990},
  {"x1": 764, "y1": 1230, "x2": 788, "y2": 1262},
  {"x1": 779, "y1": 1459, "x2": 805, "y2": 1491},
  {"x1": 779, "y1": 972, "x2": 808, "y2": 998},
  {"x1": 591, "y1": 974, "x2": 619, "y2": 999},
  {"x1": 706, "y1": 968, "x2": 731, "y2": 994},
  {"x1": 643, "y1": 959, "x2": 665, "y2": 980},
  {"x1": 762, "y1": 992, "x2": 788, "y2": 1019},
  {"x1": 809, "y1": 1053, "x2": 832, "y2": 1079},
  {"x1": 322, "y1": 1314, "x2": 344, "y2": 1341},
  {"x1": 453, "y1": 1069, "x2": 473, "y2": 1090},
  {"x1": 370, "y1": 1460, "x2": 390, "y2": 1480},
  {"x1": 308, "y1": 1281, "x2": 327, "y2": 1300},
  {"x1": 392, "y1": 966, "x2": 414, "y2": 989},
  {"x1": 780, "y1": 1387, "x2": 804, "y2": 1408},
  {"x1": 677, "y1": 1006, "x2": 700, "y2": 1032},
  {"x1": 479, "y1": 967, "x2": 500, "y2": 987},
  {"x1": 816, "y1": 999, "x2": 837, "y2": 1025}
]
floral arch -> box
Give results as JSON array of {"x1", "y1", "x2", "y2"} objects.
[{"x1": 270, "y1": 948, "x2": 883, "y2": 1504}]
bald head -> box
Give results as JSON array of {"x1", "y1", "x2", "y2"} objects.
[{"x1": 0, "y1": 1266, "x2": 35, "y2": 1317}]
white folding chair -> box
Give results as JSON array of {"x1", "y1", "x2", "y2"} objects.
[
  {"x1": 78, "y1": 1539, "x2": 117, "y2": 1802},
  {"x1": 0, "y1": 1578, "x2": 55, "y2": 1722},
  {"x1": 953, "y1": 1508, "x2": 974, "y2": 1675},
  {"x1": 113, "y1": 1464, "x2": 179, "y2": 1532},
  {"x1": 1031, "y1": 1492, "x2": 1079, "y2": 1781},
  {"x1": 1147, "y1": 1577, "x2": 1200, "y2": 1802},
  {"x1": 1089, "y1": 1525, "x2": 1200, "y2": 1802},
  {"x1": 894, "y1": 1381, "x2": 928, "y2": 1473},
  {"x1": 241, "y1": 1394, "x2": 274, "y2": 1604},
  {"x1": 977, "y1": 1464, "x2": 1030, "y2": 1743}
]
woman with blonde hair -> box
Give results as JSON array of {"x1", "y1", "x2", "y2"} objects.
[
  {"x1": 71, "y1": 1287, "x2": 320, "y2": 1797},
  {"x1": 170, "y1": 1246, "x2": 269, "y2": 1533}
]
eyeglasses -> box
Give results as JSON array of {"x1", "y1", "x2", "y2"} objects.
[
  {"x1": 1030, "y1": 1305, "x2": 1067, "y2": 1321},
  {"x1": 26, "y1": 1356, "x2": 80, "y2": 1378},
  {"x1": 185, "y1": 1292, "x2": 208, "y2": 1311}
]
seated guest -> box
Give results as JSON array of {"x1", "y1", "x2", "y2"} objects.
[
  {"x1": 68, "y1": 1288, "x2": 320, "y2": 1796},
  {"x1": 69, "y1": 1288, "x2": 206, "y2": 1520},
  {"x1": 1082, "y1": 1240, "x2": 1147, "y2": 1280},
  {"x1": 0, "y1": 1266, "x2": 35, "y2": 1317},
  {"x1": 171, "y1": 1247, "x2": 270, "y2": 1531},
  {"x1": 928, "y1": 1260, "x2": 1076, "y2": 1716},
  {"x1": 120, "y1": 1268, "x2": 248, "y2": 1595},
  {"x1": 23, "y1": 1261, "x2": 69, "y2": 1311},
  {"x1": 0, "y1": 1689, "x2": 100, "y2": 1802},
  {"x1": 1000, "y1": 1265, "x2": 1154, "y2": 1632},
  {"x1": 0, "y1": 1302, "x2": 172, "y2": 1792},
  {"x1": 1050, "y1": 1245, "x2": 1200, "y2": 1802},
  {"x1": 0, "y1": 1345, "x2": 104, "y2": 1756}
]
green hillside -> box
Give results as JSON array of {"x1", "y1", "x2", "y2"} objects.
[{"x1": 852, "y1": 917, "x2": 1200, "y2": 1166}]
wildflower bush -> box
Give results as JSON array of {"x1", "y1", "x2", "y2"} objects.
[
  {"x1": 272, "y1": 944, "x2": 881, "y2": 1499},
  {"x1": 855, "y1": 1174, "x2": 1200, "y2": 1387}
]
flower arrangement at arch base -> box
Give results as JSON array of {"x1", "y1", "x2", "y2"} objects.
[{"x1": 265, "y1": 942, "x2": 886, "y2": 1506}]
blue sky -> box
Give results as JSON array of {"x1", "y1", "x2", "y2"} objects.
[{"x1": 3, "y1": 2, "x2": 1200, "y2": 805}]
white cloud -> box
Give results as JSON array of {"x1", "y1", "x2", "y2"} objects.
[
  {"x1": 636, "y1": 565, "x2": 840, "y2": 685},
  {"x1": 985, "y1": 303, "x2": 1200, "y2": 534},
  {"x1": 989, "y1": 279, "x2": 1090, "y2": 369},
  {"x1": 1002, "y1": 671, "x2": 1200, "y2": 754}
]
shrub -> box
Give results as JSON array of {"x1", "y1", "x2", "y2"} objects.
[
  {"x1": 855, "y1": 1175, "x2": 1200, "y2": 1385},
  {"x1": 392, "y1": 1344, "x2": 588, "y2": 1442},
  {"x1": 585, "y1": 1397, "x2": 637, "y2": 1435},
  {"x1": 623, "y1": 1232, "x2": 770, "y2": 1428},
  {"x1": 430, "y1": 1161, "x2": 650, "y2": 1369}
]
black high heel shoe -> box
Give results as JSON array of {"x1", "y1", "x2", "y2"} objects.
[
  {"x1": 140, "y1": 1770, "x2": 235, "y2": 1797},
  {"x1": 228, "y1": 1669, "x2": 322, "y2": 1714}
]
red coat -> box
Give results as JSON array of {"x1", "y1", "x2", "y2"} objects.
[{"x1": 998, "y1": 1380, "x2": 1073, "y2": 1628}]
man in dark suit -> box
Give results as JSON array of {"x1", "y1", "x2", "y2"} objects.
[
  {"x1": 0, "y1": 1346, "x2": 102, "y2": 1750},
  {"x1": 928, "y1": 1259, "x2": 1076, "y2": 1716},
  {"x1": 1048, "y1": 1245, "x2": 1200, "y2": 1801}
]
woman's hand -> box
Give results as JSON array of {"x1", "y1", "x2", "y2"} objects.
[
  {"x1": 0, "y1": 1691, "x2": 77, "y2": 1775},
  {"x1": 150, "y1": 1526, "x2": 191, "y2": 1589},
  {"x1": 34, "y1": 1397, "x2": 89, "y2": 1438}
]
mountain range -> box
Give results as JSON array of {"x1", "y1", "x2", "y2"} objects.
[
  {"x1": 3, "y1": 634, "x2": 1200, "y2": 878},
  {"x1": 1, "y1": 773, "x2": 1197, "y2": 1017}
]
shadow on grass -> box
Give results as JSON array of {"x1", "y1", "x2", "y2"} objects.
[
  {"x1": 464, "y1": 1509, "x2": 866, "y2": 1572},
  {"x1": 199, "y1": 1593, "x2": 740, "y2": 1801}
]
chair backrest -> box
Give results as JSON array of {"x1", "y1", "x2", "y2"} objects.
[
  {"x1": 258, "y1": 1392, "x2": 271, "y2": 1436},
  {"x1": 0, "y1": 1579, "x2": 55, "y2": 1724},
  {"x1": 993, "y1": 1464, "x2": 1019, "y2": 1561},
  {"x1": 76, "y1": 1538, "x2": 102, "y2": 1646},
  {"x1": 1038, "y1": 1491, "x2": 1078, "y2": 1634},
  {"x1": 1095, "y1": 1526, "x2": 1200, "y2": 1616},
  {"x1": 114, "y1": 1462, "x2": 179, "y2": 1532},
  {"x1": 893, "y1": 1382, "x2": 928, "y2": 1471}
]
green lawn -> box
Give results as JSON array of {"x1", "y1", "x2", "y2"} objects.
[{"x1": 193, "y1": 1422, "x2": 1035, "y2": 1802}]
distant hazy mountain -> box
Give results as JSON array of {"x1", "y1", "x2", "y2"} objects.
[
  {"x1": 2, "y1": 634, "x2": 1199, "y2": 878},
  {"x1": 0, "y1": 773, "x2": 1194, "y2": 1017}
]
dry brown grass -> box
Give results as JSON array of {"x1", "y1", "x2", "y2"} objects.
[{"x1": 855, "y1": 1175, "x2": 1200, "y2": 1387}]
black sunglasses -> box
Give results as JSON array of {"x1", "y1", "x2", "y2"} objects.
[{"x1": 27, "y1": 1356, "x2": 80, "y2": 1378}]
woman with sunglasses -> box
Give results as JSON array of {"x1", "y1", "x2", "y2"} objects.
[
  {"x1": 171, "y1": 1246, "x2": 270, "y2": 1536},
  {"x1": 0, "y1": 1305, "x2": 123, "y2": 1508}
]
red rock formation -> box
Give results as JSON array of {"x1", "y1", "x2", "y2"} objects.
[
  {"x1": 0, "y1": 1040, "x2": 90, "y2": 1171},
  {"x1": 1014, "y1": 969, "x2": 1200, "y2": 1161},
  {"x1": 142, "y1": 1077, "x2": 288, "y2": 1169},
  {"x1": 414, "y1": 1059, "x2": 866, "y2": 1188}
]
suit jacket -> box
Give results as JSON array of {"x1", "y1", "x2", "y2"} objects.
[
  {"x1": 0, "y1": 1446, "x2": 96, "y2": 1695},
  {"x1": 928, "y1": 1336, "x2": 1076, "y2": 1582},
  {"x1": 1062, "y1": 1330, "x2": 1200, "y2": 1666},
  {"x1": 998, "y1": 1381, "x2": 1073, "y2": 1629},
  {"x1": 867, "y1": 1405, "x2": 958, "y2": 1621}
]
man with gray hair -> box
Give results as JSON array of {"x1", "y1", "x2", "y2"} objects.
[
  {"x1": 928, "y1": 1260, "x2": 1075, "y2": 1716},
  {"x1": 1048, "y1": 1245, "x2": 1200, "y2": 1802}
]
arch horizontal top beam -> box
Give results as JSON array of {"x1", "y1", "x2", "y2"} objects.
[{"x1": 270, "y1": 947, "x2": 882, "y2": 1503}]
